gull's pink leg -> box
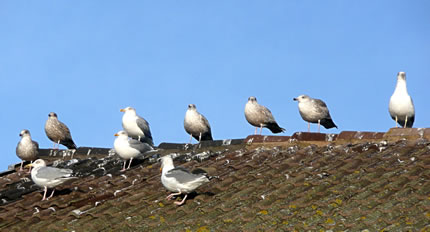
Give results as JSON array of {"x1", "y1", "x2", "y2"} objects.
[
  {"x1": 317, "y1": 120, "x2": 321, "y2": 133},
  {"x1": 26, "y1": 161, "x2": 33, "y2": 174},
  {"x1": 121, "y1": 160, "x2": 127, "y2": 172},
  {"x1": 166, "y1": 192, "x2": 182, "y2": 200},
  {"x1": 19, "y1": 161, "x2": 24, "y2": 171},
  {"x1": 127, "y1": 158, "x2": 133, "y2": 169},
  {"x1": 259, "y1": 125, "x2": 263, "y2": 135},
  {"x1": 174, "y1": 194, "x2": 188, "y2": 205},
  {"x1": 56, "y1": 140, "x2": 61, "y2": 150},
  {"x1": 308, "y1": 123, "x2": 310, "y2": 132},
  {"x1": 42, "y1": 186, "x2": 48, "y2": 201},
  {"x1": 395, "y1": 116, "x2": 398, "y2": 128},
  {"x1": 404, "y1": 116, "x2": 408, "y2": 128},
  {"x1": 199, "y1": 133, "x2": 202, "y2": 143},
  {"x1": 189, "y1": 134, "x2": 193, "y2": 144},
  {"x1": 254, "y1": 127, "x2": 257, "y2": 135},
  {"x1": 47, "y1": 189, "x2": 55, "y2": 200}
]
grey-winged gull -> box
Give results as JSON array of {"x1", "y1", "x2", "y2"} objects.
[
  {"x1": 293, "y1": 95, "x2": 337, "y2": 132},
  {"x1": 25, "y1": 159, "x2": 77, "y2": 201},
  {"x1": 45, "y1": 112, "x2": 77, "y2": 149},
  {"x1": 120, "y1": 107, "x2": 154, "y2": 145},
  {"x1": 16, "y1": 129, "x2": 39, "y2": 172},
  {"x1": 244, "y1": 96, "x2": 285, "y2": 135},
  {"x1": 114, "y1": 130, "x2": 155, "y2": 171},
  {"x1": 160, "y1": 155, "x2": 210, "y2": 205},
  {"x1": 184, "y1": 104, "x2": 213, "y2": 143},
  {"x1": 389, "y1": 72, "x2": 415, "y2": 128}
]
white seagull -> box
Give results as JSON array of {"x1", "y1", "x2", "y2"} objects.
[
  {"x1": 114, "y1": 130, "x2": 155, "y2": 171},
  {"x1": 16, "y1": 129, "x2": 39, "y2": 172},
  {"x1": 160, "y1": 155, "x2": 210, "y2": 206},
  {"x1": 120, "y1": 107, "x2": 154, "y2": 145},
  {"x1": 389, "y1": 72, "x2": 415, "y2": 128},
  {"x1": 244, "y1": 96, "x2": 285, "y2": 135},
  {"x1": 25, "y1": 159, "x2": 77, "y2": 201}
]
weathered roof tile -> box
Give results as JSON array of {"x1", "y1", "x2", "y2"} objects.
[{"x1": 1, "y1": 130, "x2": 429, "y2": 230}]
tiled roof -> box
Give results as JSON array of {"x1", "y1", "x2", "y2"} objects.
[{"x1": 1, "y1": 128, "x2": 430, "y2": 231}]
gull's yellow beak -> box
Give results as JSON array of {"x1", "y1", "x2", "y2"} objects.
[
  {"x1": 160, "y1": 167, "x2": 162, "y2": 173},
  {"x1": 120, "y1": 108, "x2": 125, "y2": 112},
  {"x1": 24, "y1": 163, "x2": 33, "y2": 168},
  {"x1": 114, "y1": 133, "x2": 119, "y2": 137}
]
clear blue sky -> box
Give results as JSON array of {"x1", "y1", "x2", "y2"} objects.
[{"x1": 1, "y1": 1, "x2": 429, "y2": 171}]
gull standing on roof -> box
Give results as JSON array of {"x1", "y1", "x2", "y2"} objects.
[
  {"x1": 120, "y1": 107, "x2": 154, "y2": 145},
  {"x1": 16, "y1": 129, "x2": 39, "y2": 172},
  {"x1": 25, "y1": 159, "x2": 77, "y2": 201},
  {"x1": 184, "y1": 104, "x2": 213, "y2": 143},
  {"x1": 293, "y1": 95, "x2": 337, "y2": 132},
  {"x1": 389, "y1": 72, "x2": 415, "y2": 128},
  {"x1": 45, "y1": 112, "x2": 77, "y2": 149},
  {"x1": 244, "y1": 96, "x2": 285, "y2": 135},
  {"x1": 160, "y1": 155, "x2": 210, "y2": 205},
  {"x1": 114, "y1": 130, "x2": 155, "y2": 171}
]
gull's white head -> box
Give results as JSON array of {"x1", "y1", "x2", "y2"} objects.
[
  {"x1": 293, "y1": 95, "x2": 310, "y2": 103},
  {"x1": 397, "y1": 72, "x2": 406, "y2": 81},
  {"x1": 19, "y1": 129, "x2": 31, "y2": 138},
  {"x1": 120, "y1": 107, "x2": 136, "y2": 113},
  {"x1": 114, "y1": 130, "x2": 129, "y2": 138},
  {"x1": 248, "y1": 96, "x2": 257, "y2": 103},
  {"x1": 160, "y1": 155, "x2": 174, "y2": 171},
  {"x1": 26, "y1": 159, "x2": 47, "y2": 169}
]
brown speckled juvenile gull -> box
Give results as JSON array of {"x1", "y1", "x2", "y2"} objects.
[
  {"x1": 16, "y1": 129, "x2": 39, "y2": 172},
  {"x1": 184, "y1": 104, "x2": 213, "y2": 143},
  {"x1": 389, "y1": 72, "x2": 415, "y2": 128},
  {"x1": 45, "y1": 112, "x2": 77, "y2": 149},
  {"x1": 293, "y1": 95, "x2": 337, "y2": 132},
  {"x1": 244, "y1": 96, "x2": 285, "y2": 135}
]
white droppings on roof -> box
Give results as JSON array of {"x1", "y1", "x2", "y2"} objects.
[
  {"x1": 114, "y1": 190, "x2": 121, "y2": 196},
  {"x1": 222, "y1": 139, "x2": 232, "y2": 146},
  {"x1": 20, "y1": 177, "x2": 31, "y2": 182},
  {"x1": 108, "y1": 149, "x2": 116, "y2": 157},
  {"x1": 326, "y1": 133, "x2": 337, "y2": 141},
  {"x1": 195, "y1": 151, "x2": 211, "y2": 162}
]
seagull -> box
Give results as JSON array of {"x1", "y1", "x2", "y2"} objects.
[
  {"x1": 16, "y1": 129, "x2": 39, "y2": 172},
  {"x1": 25, "y1": 159, "x2": 77, "y2": 201},
  {"x1": 160, "y1": 155, "x2": 210, "y2": 206},
  {"x1": 244, "y1": 96, "x2": 285, "y2": 135},
  {"x1": 120, "y1": 107, "x2": 154, "y2": 145},
  {"x1": 184, "y1": 104, "x2": 213, "y2": 143},
  {"x1": 45, "y1": 112, "x2": 77, "y2": 149},
  {"x1": 293, "y1": 95, "x2": 337, "y2": 132},
  {"x1": 389, "y1": 72, "x2": 415, "y2": 128},
  {"x1": 114, "y1": 130, "x2": 155, "y2": 171}
]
